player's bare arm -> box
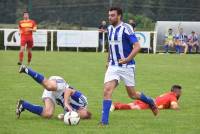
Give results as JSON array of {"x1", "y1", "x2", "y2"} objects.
[
  {"x1": 119, "y1": 42, "x2": 141, "y2": 64},
  {"x1": 170, "y1": 101, "x2": 179, "y2": 110},
  {"x1": 64, "y1": 88, "x2": 74, "y2": 111}
]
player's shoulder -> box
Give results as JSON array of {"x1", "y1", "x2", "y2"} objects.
[{"x1": 122, "y1": 23, "x2": 134, "y2": 34}]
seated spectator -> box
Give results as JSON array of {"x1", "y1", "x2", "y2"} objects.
[
  {"x1": 164, "y1": 28, "x2": 175, "y2": 53},
  {"x1": 98, "y1": 20, "x2": 107, "y2": 51},
  {"x1": 174, "y1": 28, "x2": 188, "y2": 54},
  {"x1": 188, "y1": 31, "x2": 199, "y2": 53}
]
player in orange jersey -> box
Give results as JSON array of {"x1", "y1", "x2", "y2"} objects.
[
  {"x1": 110, "y1": 85, "x2": 182, "y2": 111},
  {"x1": 18, "y1": 11, "x2": 37, "y2": 65}
]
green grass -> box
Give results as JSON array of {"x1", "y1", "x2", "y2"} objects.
[{"x1": 0, "y1": 51, "x2": 200, "y2": 134}]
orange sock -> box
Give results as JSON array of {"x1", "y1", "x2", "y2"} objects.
[
  {"x1": 114, "y1": 103, "x2": 131, "y2": 110},
  {"x1": 28, "y1": 51, "x2": 32, "y2": 63},
  {"x1": 19, "y1": 51, "x2": 24, "y2": 63}
]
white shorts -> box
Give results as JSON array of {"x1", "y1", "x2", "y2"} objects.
[
  {"x1": 104, "y1": 66, "x2": 135, "y2": 86},
  {"x1": 42, "y1": 89, "x2": 56, "y2": 104}
]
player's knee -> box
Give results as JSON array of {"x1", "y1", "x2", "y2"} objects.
[
  {"x1": 42, "y1": 111, "x2": 53, "y2": 119},
  {"x1": 43, "y1": 80, "x2": 54, "y2": 91}
]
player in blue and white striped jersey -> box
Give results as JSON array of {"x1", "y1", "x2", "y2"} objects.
[
  {"x1": 16, "y1": 65, "x2": 91, "y2": 120},
  {"x1": 100, "y1": 7, "x2": 158, "y2": 125}
]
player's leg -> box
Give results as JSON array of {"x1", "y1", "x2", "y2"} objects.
[
  {"x1": 112, "y1": 102, "x2": 132, "y2": 110},
  {"x1": 120, "y1": 67, "x2": 158, "y2": 115},
  {"x1": 182, "y1": 42, "x2": 188, "y2": 54},
  {"x1": 16, "y1": 99, "x2": 43, "y2": 118},
  {"x1": 101, "y1": 80, "x2": 118, "y2": 125},
  {"x1": 164, "y1": 42, "x2": 169, "y2": 53},
  {"x1": 16, "y1": 98, "x2": 54, "y2": 119},
  {"x1": 18, "y1": 65, "x2": 57, "y2": 91},
  {"x1": 41, "y1": 98, "x2": 55, "y2": 118},
  {"x1": 18, "y1": 46, "x2": 25, "y2": 65},
  {"x1": 27, "y1": 38, "x2": 33, "y2": 65},
  {"x1": 100, "y1": 66, "x2": 119, "y2": 125},
  {"x1": 125, "y1": 86, "x2": 158, "y2": 115},
  {"x1": 195, "y1": 42, "x2": 199, "y2": 53},
  {"x1": 188, "y1": 42, "x2": 193, "y2": 53}
]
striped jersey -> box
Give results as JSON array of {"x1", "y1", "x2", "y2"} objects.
[
  {"x1": 175, "y1": 33, "x2": 188, "y2": 42},
  {"x1": 47, "y1": 76, "x2": 88, "y2": 111},
  {"x1": 188, "y1": 34, "x2": 198, "y2": 42},
  {"x1": 107, "y1": 22, "x2": 138, "y2": 68}
]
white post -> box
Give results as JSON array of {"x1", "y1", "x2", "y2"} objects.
[
  {"x1": 51, "y1": 31, "x2": 54, "y2": 51},
  {"x1": 102, "y1": 32, "x2": 105, "y2": 53},
  {"x1": 153, "y1": 31, "x2": 157, "y2": 54},
  {"x1": 77, "y1": 47, "x2": 79, "y2": 52}
]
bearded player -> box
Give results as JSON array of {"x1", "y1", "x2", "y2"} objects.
[
  {"x1": 18, "y1": 11, "x2": 37, "y2": 65},
  {"x1": 110, "y1": 85, "x2": 182, "y2": 111},
  {"x1": 16, "y1": 65, "x2": 91, "y2": 120}
]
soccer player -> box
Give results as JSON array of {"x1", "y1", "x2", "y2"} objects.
[
  {"x1": 100, "y1": 7, "x2": 158, "y2": 125},
  {"x1": 174, "y1": 28, "x2": 188, "y2": 54},
  {"x1": 164, "y1": 28, "x2": 175, "y2": 53},
  {"x1": 18, "y1": 11, "x2": 37, "y2": 65},
  {"x1": 16, "y1": 65, "x2": 91, "y2": 120},
  {"x1": 188, "y1": 31, "x2": 199, "y2": 53},
  {"x1": 111, "y1": 85, "x2": 182, "y2": 111}
]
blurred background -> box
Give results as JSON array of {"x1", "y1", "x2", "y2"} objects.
[{"x1": 1, "y1": 0, "x2": 200, "y2": 30}]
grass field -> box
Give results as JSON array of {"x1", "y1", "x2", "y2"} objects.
[{"x1": 0, "y1": 51, "x2": 200, "y2": 134}]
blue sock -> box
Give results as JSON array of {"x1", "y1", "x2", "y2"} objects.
[
  {"x1": 101, "y1": 100, "x2": 112, "y2": 124},
  {"x1": 164, "y1": 45, "x2": 169, "y2": 53},
  {"x1": 25, "y1": 68, "x2": 44, "y2": 84},
  {"x1": 22, "y1": 101, "x2": 43, "y2": 116},
  {"x1": 140, "y1": 93, "x2": 154, "y2": 106},
  {"x1": 175, "y1": 46, "x2": 179, "y2": 53},
  {"x1": 178, "y1": 46, "x2": 181, "y2": 53},
  {"x1": 188, "y1": 46, "x2": 192, "y2": 53}
]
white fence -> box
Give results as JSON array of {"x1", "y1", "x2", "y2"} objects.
[
  {"x1": 1, "y1": 29, "x2": 156, "y2": 53},
  {"x1": 3, "y1": 29, "x2": 48, "y2": 51}
]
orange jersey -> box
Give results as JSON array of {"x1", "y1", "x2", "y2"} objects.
[
  {"x1": 18, "y1": 19, "x2": 36, "y2": 36},
  {"x1": 133, "y1": 92, "x2": 178, "y2": 109},
  {"x1": 155, "y1": 92, "x2": 177, "y2": 109}
]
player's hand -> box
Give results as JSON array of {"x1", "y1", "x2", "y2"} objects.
[
  {"x1": 65, "y1": 104, "x2": 73, "y2": 112},
  {"x1": 118, "y1": 58, "x2": 129, "y2": 64}
]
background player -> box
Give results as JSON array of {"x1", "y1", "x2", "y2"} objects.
[
  {"x1": 174, "y1": 28, "x2": 188, "y2": 54},
  {"x1": 16, "y1": 65, "x2": 91, "y2": 120},
  {"x1": 18, "y1": 11, "x2": 37, "y2": 65},
  {"x1": 188, "y1": 31, "x2": 199, "y2": 53},
  {"x1": 111, "y1": 85, "x2": 182, "y2": 111},
  {"x1": 164, "y1": 28, "x2": 175, "y2": 53},
  {"x1": 100, "y1": 7, "x2": 158, "y2": 125}
]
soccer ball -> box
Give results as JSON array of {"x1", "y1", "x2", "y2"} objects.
[{"x1": 64, "y1": 111, "x2": 80, "y2": 125}]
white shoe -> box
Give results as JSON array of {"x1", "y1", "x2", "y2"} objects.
[
  {"x1": 110, "y1": 104, "x2": 115, "y2": 112},
  {"x1": 57, "y1": 113, "x2": 64, "y2": 120}
]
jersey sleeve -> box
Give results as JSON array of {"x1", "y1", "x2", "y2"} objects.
[{"x1": 124, "y1": 24, "x2": 138, "y2": 45}]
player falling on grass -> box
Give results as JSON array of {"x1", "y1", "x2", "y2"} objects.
[
  {"x1": 110, "y1": 85, "x2": 182, "y2": 111},
  {"x1": 16, "y1": 65, "x2": 91, "y2": 120},
  {"x1": 18, "y1": 11, "x2": 37, "y2": 65},
  {"x1": 100, "y1": 7, "x2": 158, "y2": 125}
]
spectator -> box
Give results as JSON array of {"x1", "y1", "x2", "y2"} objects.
[
  {"x1": 174, "y1": 28, "x2": 188, "y2": 54},
  {"x1": 128, "y1": 19, "x2": 136, "y2": 31},
  {"x1": 188, "y1": 31, "x2": 199, "y2": 53},
  {"x1": 98, "y1": 20, "x2": 107, "y2": 51},
  {"x1": 164, "y1": 28, "x2": 175, "y2": 53}
]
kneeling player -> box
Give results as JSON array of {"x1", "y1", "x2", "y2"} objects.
[
  {"x1": 16, "y1": 65, "x2": 92, "y2": 120},
  {"x1": 110, "y1": 85, "x2": 182, "y2": 111}
]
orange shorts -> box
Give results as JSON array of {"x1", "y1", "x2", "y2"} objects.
[
  {"x1": 21, "y1": 35, "x2": 33, "y2": 48},
  {"x1": 133, "y1": 100, "x2": 149, "y2": 110}
]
